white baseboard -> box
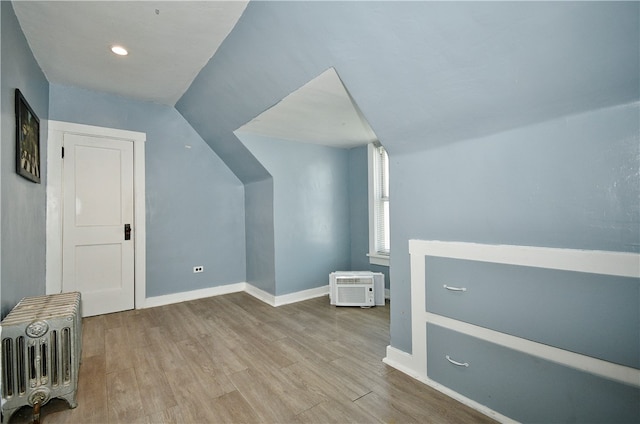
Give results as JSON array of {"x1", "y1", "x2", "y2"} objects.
[
  {"x1": 244, "y1": 284, "x2": 329, "y2": 306},
  {"x1": 383, "y1": 345, "x2": 421, "y2": 379},
  {"x1": 142, "y1": 282, "x2": 329, "y2": 309},
  {"x1": 243, "y1": 284, "x2": 275, "y2": 305},
  {"x1": 273, "y1": 285, "x2": 329, "y2": 306},
  {"x1": 143, "y1": 282, "x2": 246, "y2": 308},
  {"x1": 383, "y1": 345, "x2": 514, "y2": 424}
]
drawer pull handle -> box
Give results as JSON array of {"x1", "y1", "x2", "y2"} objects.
[
  {"x1": 446, "y1": 355, "x2": 469, "y2": 367},
  {"x1": 443, "y1": 284, "x2": 467, "y2": 292}
]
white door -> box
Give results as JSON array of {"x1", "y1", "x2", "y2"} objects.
[{"x1": 62, "y1": 133, "x2": 135, "y2": 317}]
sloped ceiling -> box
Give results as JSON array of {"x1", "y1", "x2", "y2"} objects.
[
  {"x1": 12, "y1": 1, "x2": 639, "y2": 160},
  {"x1": 12, "y1": 1, "x2": 249, "y2": 105},
  {"x1": 235, "y1": 67, "x2": 377, "y2": 148},
  {"x1": 177, "y1": 1, "x2": 638, "y2": 182},
  {"x1": 13, "y1": 0, "x2": 374, "y2": 148}
]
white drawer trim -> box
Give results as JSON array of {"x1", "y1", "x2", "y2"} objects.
[
  {"x1": 410, "y1": 240, "x2": 639, "y2": 278},
  {"x1": 426, "y1": 313, "x2": 640, "y2": 387},
  {"x1": 403, "y1": 240, "x2": 640, "y2": 421}
]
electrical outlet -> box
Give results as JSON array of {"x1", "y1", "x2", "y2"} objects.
[{"x1": 193, "y1": 266, "x2": 204, "y2": 273}]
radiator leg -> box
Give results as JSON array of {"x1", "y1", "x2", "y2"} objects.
[
  {"x1": 59, "y1": 391, "x2": 78, "y2": 409},
  {"x1": 1, "y1": 408, "x2": 19, "y2": 424}
]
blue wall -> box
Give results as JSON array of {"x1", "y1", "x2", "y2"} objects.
[
  {"x1": 244, "y1": 177, "x2": 276, "y2": 294},
  {"x1": 1, "y1": 2, "x2": 49, "y2": 317},
  {"x1": 2, "y1": 2, "x2": 637, "y2": 368},
  {"x1": 48, "y1": 84, "x2": 246, "y2": 298},
  {"x1": 240, "y1": 134, "x2": 351, "y2": 295},
  {"x1": 3, "y1": 2, "x2": 635, "y2": 421},
  {"x1": 390, "y1": 102, "x2": 640, "y2": 352},
  {"x1": 177, "y1": 1, "x2": 639, "y2": 353}
]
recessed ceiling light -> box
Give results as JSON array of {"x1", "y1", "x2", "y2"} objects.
[{"x1": 110, "y1": 45, "x2": 128, "y2": 56}]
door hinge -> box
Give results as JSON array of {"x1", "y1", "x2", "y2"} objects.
[{"x1": 62, "y1": 146, "x2": 65, "y2": 158}]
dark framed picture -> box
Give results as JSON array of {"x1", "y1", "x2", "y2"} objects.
[{"x1": 15, "y1": 88, "x2": 41, "y2": 183}]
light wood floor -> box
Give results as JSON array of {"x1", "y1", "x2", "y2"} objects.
[{"x1": 10, "y1": 292, "x2": 496, "y2": 424}]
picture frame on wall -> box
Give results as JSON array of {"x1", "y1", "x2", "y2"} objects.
[{"x1": 15, "y1": 88, "x2": 41, "y2": 183}]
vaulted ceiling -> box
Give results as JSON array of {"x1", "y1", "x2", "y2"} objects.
[
  {"x1": 13, "y1": 0, "x2": 378, "y2": 149},
  {"x1": 12, "y1": 1, "x2": 639, "y2": 157}
]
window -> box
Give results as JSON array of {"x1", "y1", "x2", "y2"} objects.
[{"x1": 368, "y1": 143, "x2": 389, "y2": 266}]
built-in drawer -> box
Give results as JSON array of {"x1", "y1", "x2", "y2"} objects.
[
  {"x1": 426, "y1": 323, "x2": 640, "y2": 423},
  {"x1": 425, "y1": 256, "x2": 640, "y2": 368}
]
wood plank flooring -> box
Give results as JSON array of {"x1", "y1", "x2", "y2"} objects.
[{"x1": 9, "y1": 293, "x2": 496, "y2": 424}]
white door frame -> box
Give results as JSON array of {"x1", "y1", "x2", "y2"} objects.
[{"x1": 46, "y1": 121, "x2": 146, "y2": 310}]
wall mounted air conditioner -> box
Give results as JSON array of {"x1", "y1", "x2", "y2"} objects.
[{"x1": 330, "y1": 271, "x2": 385, "y2": 307}]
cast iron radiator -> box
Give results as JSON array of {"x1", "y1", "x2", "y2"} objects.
[{"x1": 1, "y1": 292, "x2": 82, "y2": 423}]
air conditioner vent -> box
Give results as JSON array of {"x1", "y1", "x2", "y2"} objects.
[{"x1": 335, "y1": 277, "x2": 370, "y2": 284}]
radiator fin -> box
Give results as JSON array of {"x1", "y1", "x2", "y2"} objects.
[
  {"x1": 51, "y1": 330, "x2": 59, "y2": 386},
  {"x1": 62, "y1": 328, "x2": 71, "y2": 384},
  {"x1": 17, "y1": 337, "x2": 26, "y2": 395},
  {"x1": 2, "y1": 338, "x2": 13, "y2": 398}
]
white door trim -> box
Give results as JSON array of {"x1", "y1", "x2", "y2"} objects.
[{"x1": 46, "y1": 120, "x2": 146, "y2": 310}]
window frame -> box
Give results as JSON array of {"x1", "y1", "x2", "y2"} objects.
[{"x1": 367, "y1": 143, "x2": 390, "y2": 267}]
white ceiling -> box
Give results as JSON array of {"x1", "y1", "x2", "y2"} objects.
[
  {"x1": 235, "y1": 68, "x2": 377, "y2": 149},
  {"x1": 13, "y1": 1, "x2": 375, "y2": 148},
  {"x1": 13, "y1": 1, "x2": 249, "y2": 105}
]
